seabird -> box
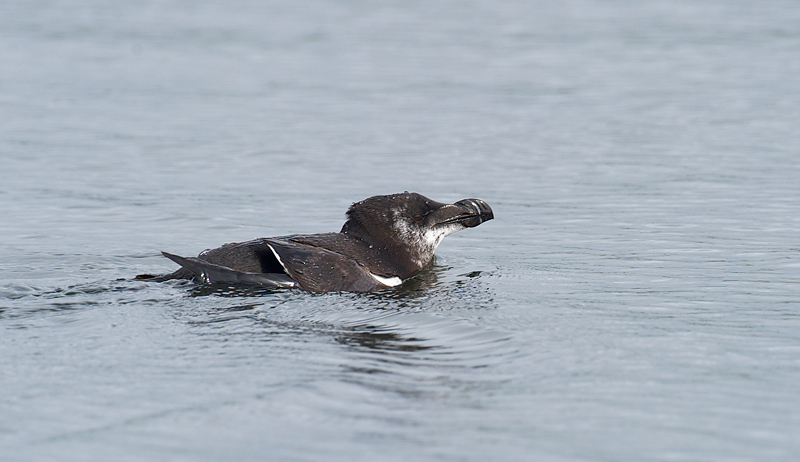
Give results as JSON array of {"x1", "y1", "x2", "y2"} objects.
[{"x1": 136, "y1": 192, "x2": 493, "y2": 292}]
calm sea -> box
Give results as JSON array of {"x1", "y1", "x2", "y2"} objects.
[{"x1": 2, "y1": 0, "x2": 799, "y2": 460}]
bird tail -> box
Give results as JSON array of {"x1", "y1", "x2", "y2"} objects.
[{"x1": 158, "y1": 251, "x2": 296, "y2": 288}]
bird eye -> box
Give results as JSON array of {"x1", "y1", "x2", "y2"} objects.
[{"x1": 413, "y1": 215, "x2": 423, "y2": 222}]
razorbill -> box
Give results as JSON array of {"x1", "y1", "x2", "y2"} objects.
[{"x1": 136, "y1": 192, "x2": 493, "y2": 292}]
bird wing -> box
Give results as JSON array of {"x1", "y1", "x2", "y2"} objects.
[{"x1": 263, "y1": 238, "x2": 380, "y2": 293}]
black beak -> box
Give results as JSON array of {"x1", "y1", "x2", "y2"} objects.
[{"x1": 453, "y1": 198, "x2": 494, "y2": 228}]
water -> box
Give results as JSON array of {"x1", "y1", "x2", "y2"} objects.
[{"x1": 2, "y1": 0, "x2": 800, "y2": 460}]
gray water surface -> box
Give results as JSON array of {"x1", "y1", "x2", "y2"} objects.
[{"x1": 2, "y1": 1, "x2": 800, "y2": 461}]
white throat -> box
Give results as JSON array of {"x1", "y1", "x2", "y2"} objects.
[{"x1": 392, "y1": 218, "x2": 465, "y2": 268}]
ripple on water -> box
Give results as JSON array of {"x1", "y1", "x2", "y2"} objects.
[
  {"x1": 1, "y1": 268, "x2": 521, "y2": 421},
  {"x1": 154, "y1": 269, "x2": 519, "y2": 398},
  {"x1": 0, "y1": 279, "x2": 181, "y2": 320}
]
